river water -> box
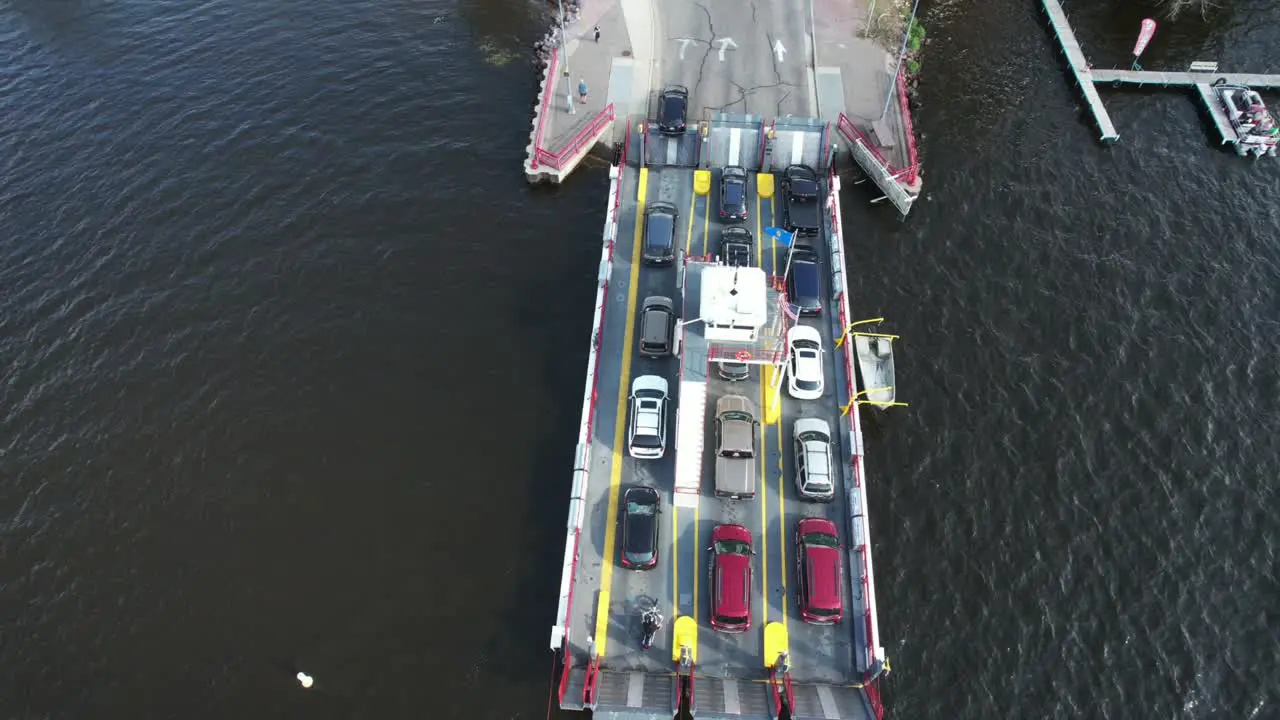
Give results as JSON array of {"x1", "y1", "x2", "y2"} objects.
[{"x1": 0, "y1": 0, "x2": 1275, "y2": 718}]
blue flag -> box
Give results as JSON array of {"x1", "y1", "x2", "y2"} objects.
[{"x1": 763, "y1": 226, "x2": 795, "y2": 246}]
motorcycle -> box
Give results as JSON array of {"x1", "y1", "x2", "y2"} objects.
[{"x1": 640, "y1": 608, "x2": 663, "y2": 650}]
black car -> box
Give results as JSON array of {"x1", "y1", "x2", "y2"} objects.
[
  {"x1": 620, "y1": 486, "x2": 661, "y2": 569},
  {"x1": 720, "y1": 227, "x2": 753, "y2": 267},
  {"x1": 719, "y1": 166, "x2": 748, "y2": 223},
  {"x1": 717, "y1": 361, "x2": 751, "y2": 382},
  {"x1": 643, "y1": 202, "x2": 678, "y2": 265},
  {"x1": 786, "y1": 245, "x2": 823, "y2": 316},
  {"x1": 658, "y1": 86, "x2": 689, "y2": 135}
]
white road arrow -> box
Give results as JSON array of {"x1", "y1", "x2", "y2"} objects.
[
  {"x1": 773, "y1": 39, "x2": 787, "y2": 62},
  {"x1": 678, "y1": 38, "x2": 691, "y2": 60},
  {"x1": 716, "y1": 38, "x2": 737, "y2": 61}
]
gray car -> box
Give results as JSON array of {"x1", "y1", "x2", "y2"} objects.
[{"x1": 714, "y1": 395, "x2": 759, "y2": 499}]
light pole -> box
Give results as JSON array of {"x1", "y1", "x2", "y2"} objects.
[
  {"x1": 557, "y1": 0, "x2": 575, "y2": 115},
  {"x1": 880, "y1": 0, "x2": 921, "y2": 121}
]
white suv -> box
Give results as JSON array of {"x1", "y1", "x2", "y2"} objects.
[
  {"x1": 628, "y1": 375, "x2": 670, "y2": 459},
  {"x1": 792, "y1": 418, "x2": 834, "y2": 501}
]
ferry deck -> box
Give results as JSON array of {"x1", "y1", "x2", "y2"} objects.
[{"x1": 550, "y1": 115, "x2": 887, "y2": 720}]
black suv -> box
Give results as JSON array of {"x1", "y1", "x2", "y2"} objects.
[
  {"x1": 785, "y1": 245, "x2": 823, "y2": 316},
  {"x1": 719, "y1": 166, "x2": 748, "y2": 223},
  {"x1": 720, "y1": 227, "x2": 753, "y2": 267},
  {"x1": 643, "y1": 201, "x2": 678, "y2": 266},
  {"x1": 657, "y1": 86, "x2": 689, "y2": 135}
]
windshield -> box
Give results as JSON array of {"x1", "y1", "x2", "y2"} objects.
[
  {"x1": 627, "y1": 501, "x2": 656, "y2": 516},
  {"x1": 796, "y1": 379, "x2": 819, "y2": 391},
  {"x1": 803, "y1": 532, "x2": 839, "y2": 548},
  {"x1": 720, "y1": 411, "x2": 752, "y2": 423},
  {"x1": 797, "y1": 430, "x2": 828, "y2": 443},
  {"x1": 807, "y1": 606, "x2": 840, "y2": 617},
  {"x1": 632, "y1": 434, "x2": 662, "y2": 448},
  {"x1": 715, "y1": 612, "x2": 749, "y2": 626},
  {"x1": 715, "y1": 539, "x2": 751, "y2": 555}
]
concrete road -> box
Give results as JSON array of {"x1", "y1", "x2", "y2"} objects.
[{"x1": 653, "y1": 0, "x2": 814, "y2": 120}]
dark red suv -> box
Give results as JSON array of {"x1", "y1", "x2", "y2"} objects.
[
  {"x1": 795, "y1": 518, "x2": 843, "y2": 624},
  {"x1": 709, "y1": 524, "x2": 753, "y2": 633}
]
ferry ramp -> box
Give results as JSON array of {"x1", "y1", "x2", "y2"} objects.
[{"x1": 555, "y1": 120, "x2": 880, "y2": 720}]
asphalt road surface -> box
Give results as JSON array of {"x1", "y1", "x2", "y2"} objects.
[{"x1": 653, "y1": 0, "x2": 813, "y2": 120}]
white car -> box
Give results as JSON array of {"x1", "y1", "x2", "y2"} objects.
[
  {"x1": 786, "y1": 325, "x2": 825, "y2": 400},
  {"x1": 628, "y1": 375, "x2": 670, "y2": 459},
  {"x1": 793, "y1": 418, "x2": 834, "y2": 502}
]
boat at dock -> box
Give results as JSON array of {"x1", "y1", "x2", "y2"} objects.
[
  {"x1": 1210, "y1": 81, "x2": 1279, "y2": 158},
  {"x1": 854, "y1": 331, "x2": 897, "y2": 408}
]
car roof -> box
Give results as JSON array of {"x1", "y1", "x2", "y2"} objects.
[
  {"x1": 793, "y1": 417, "x2": 830, "y2": 436},
  {"x1": 632, "y1": 374, "x2": 669, "y2": 395},
  {"x1": 788, "y1": 325, "x2": 822, "y2": 344},
  {"x1": 798, "y1": 519, "x2": 841, "y2": 609},
  {"x1": 715, "y1": 550, "x2": 750, "y2": 614}
]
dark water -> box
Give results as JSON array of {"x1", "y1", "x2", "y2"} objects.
[{"x1": 0, "y1": 0, "x2": 1276, "y2": 718}]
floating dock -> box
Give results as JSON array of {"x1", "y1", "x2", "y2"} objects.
[
  {"x1": 549, "y1": 115, "x2": 890, "y2": 720},
  {"x1": 1040, "y1": 0, "x2": 1280, "y2": 148}
]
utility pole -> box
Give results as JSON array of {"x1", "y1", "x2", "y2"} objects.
[
  {"x1": 557, "y1": 0, "x2": 575, "y2": 115},
  {"x1": 880, "y1": 0, "x2": 921, "y2": 121}
]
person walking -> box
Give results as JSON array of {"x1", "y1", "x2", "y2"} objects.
[
  {"x1": 593, "y1": 25, "x2": 601, "y2": 42},
  {"x1": 578, "y1": 78, "x2": 589, "y2": 104}
]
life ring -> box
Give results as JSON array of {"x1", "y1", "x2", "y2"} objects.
[{"x1": 735, "y1": 350, "x2": 752, "y2": 362}]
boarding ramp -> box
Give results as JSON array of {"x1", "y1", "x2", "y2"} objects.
[
  {"x1": 706, "y1": 113, "x2": 766, "y2": 170},
  {"x1": 644, "y1": 128, "x2": 700, "y2": 168},
  {"x1": 765, "y1": 116, "x2": 831, "y2": 172}
]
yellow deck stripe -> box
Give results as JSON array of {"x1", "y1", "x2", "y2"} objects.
[
  {"x1": 756, "y1": 190, "x2": 769, "y2": 629},
  {"x1": 594, "y1": 167, "x2": 649, "y2": 656},
  {"x1": 772, "y1": 192, "x2": 787, "y2": 629}
]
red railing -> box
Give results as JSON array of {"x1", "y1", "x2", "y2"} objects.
[
  {"x1": 836, "y1": 110, "x2": 918, "y2": 186},
  {"x1": 534, "y1": 104, "x2": 617, "y2": 170},
  {"x1": 896, "y1": 72, "x2": 919, "y2": 186},
  {"x1": 531, "y1": 48, "x2": 560, "y2": 170}
]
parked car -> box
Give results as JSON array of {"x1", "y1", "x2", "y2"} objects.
[
  {"x1": 657, "y1": 86, "x2": 689, "y2": 135},
  {"x1": 719, "y1": 166, "x2": 748, "y2": 223},
  {"x1": 717, "y1": 360, "x2": 750, "y2": 382},
  {"x1": 785, "y1": 245, "x2": 823, "y2": 316},
  {"x1": 620, "y1": 486, "x2": 661, "y2": 569},
  {"x1": 786, "y1": 325, "x2": 824, "y2": 400},
  {"x1": 795, "y1": 517, "x2": 843, "y2": 624},
  {"x1": 628, "y1": 375, "x2": 669, "y2": 458},
  {"x1": 709, "y1": 524, "x2": 753, "y2": 633},
  {"x1": 714, "y1": 395, "x2": 759, "y2": 498},
  {"x1": 643, "y1": 202, "x2": 678, "y2": 266},
  {"x1": 720, "y1": 227, "x2": 753, "y2": 267},
  {"x1": 792, "y1": 418, "x2": 834, "y2": 502},
  {"x1": 781, "y1": 164, "x2": 821, "y2": 236},
  {"x1": 638, "y1": 296, "x2": 676, "y2": 357}
]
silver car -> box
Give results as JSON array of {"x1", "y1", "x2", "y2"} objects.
[{"x1": 792, "y1": 418, "x2": 834, "y2": 501}]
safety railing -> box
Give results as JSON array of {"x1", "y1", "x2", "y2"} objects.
[
  {"x1": 532, "y1": 48, "x2": 560, "y2": 168},
  {"x1": 826, "y1": 166, "x2": 885, "y2": 720},
  {"x1": 897, "y1": 72, "x2": 919, "y2": 186},
  {"x1": 554, "y1": 127, "x2": 630, "y2": 705},
  {"x1": 836, "y1": 112, "x2": 918, "y2": 186},
  {"x1": 534, "y1": 104, "x2": 617, "y2": 170}
]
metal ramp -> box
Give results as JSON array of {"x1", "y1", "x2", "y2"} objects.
[
  {"x1": 766, "y1": 117, "x2": 831, "y2": 172},
  {"x1": 694, "y1": 676, "x2": 775, "y2": 719},
  {"x1": 645, "y1": 129, "x2": 700, "y2": 168},
  {"x1": 789, "y1": 683, "x2": 875, "y2": 720},
  {"x1": 562, "y1": 665, "x2": 588, "y2": 710},
  {"x1": 847, "y1": 135, "x2": 917, "y2": 217},
  {"x1": 706, "y1": 114, "x2": 766, "y2": 170},
  {"x1": 592, "y1": 670, "x2": 677, "y2": 717},
  {"x1": 672, "y1": 378, "x2": 707, "y2": 510}
]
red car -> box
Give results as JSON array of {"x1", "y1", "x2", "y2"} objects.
[
  {"x1": 795, "y1": 518, "x2": 844, "y2": 624},
  {"x1": 709, "y1": 524, "x2": 753, "y2": 633}
]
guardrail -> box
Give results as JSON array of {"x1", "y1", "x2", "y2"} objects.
[
  {"x1": 534, "y1": 104, "x2": 617, "y2": 171},
  {"x1": 826, "y1": 167, "x2": 885, "y2": 720},
  {"x1": 836, "y1": 112, "x2": 917, "y2": 186},
  {"x1": 532, "y1": 48, "x2": 560, "y2": 169},
  {"x1": 553, "y1": 123, "x2": 629, "y2": 704},
  {"x1": 896, "y1": 72, "x2": 919, "y2": 186}
]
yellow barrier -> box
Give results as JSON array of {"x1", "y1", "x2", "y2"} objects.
[
  {"x1": 693, "y1": 170, "x2": 711, "y2": 196},
  {"x1": 763, "y1": 621, "x2": 789, "y2": 668},
  {"x1": 756, "y1": 173, "x2": 775, "y2": 199},
  {"x1": 762, "y1": 365, "x2": 781, "y2": 425},
  {"x1": 672, "y1": 615, "x2": 698, "y2": 664}
]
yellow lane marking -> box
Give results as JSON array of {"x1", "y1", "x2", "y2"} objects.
[
  {"x1": 778, "y1": 406, "x2": 789, "y2": 629},
  {"x1": 702, "y1": 193, "x2": 710, "y2": 257},
  {"x1": 685, "y1": 184, "x2": 697, "y2": 255},
  {"x1": 756, "y1": 189, "x2": 769, "y2": 628},
  {"x1": 594, "y1": 167, "x2": 649, "y2": 657},
  {"x1": 673, "y1": 505, "x2": 679, "y2": 618},
  {"x1": 772, "y1": 195, "x2": 779, "y2": 271},
  {"x1": 693, "y1": 498, "x2": 700, "y2": 624}
]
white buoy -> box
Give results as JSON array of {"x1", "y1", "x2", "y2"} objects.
[{"x1": 296, "y1": 671, "x2": 314, "y2": 689}]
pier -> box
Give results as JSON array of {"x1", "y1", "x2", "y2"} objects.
[{"x1": 1040, "y1": 0, "x2": 1280, "y2": 146}]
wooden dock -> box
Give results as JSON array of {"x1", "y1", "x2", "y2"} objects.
[
  {"x1": 1090, "y1": 69, "x2": 1280, "y2": 88},
  {"x1": 1040, "y1": 0, "x2": 1118, "y2": 141}
]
